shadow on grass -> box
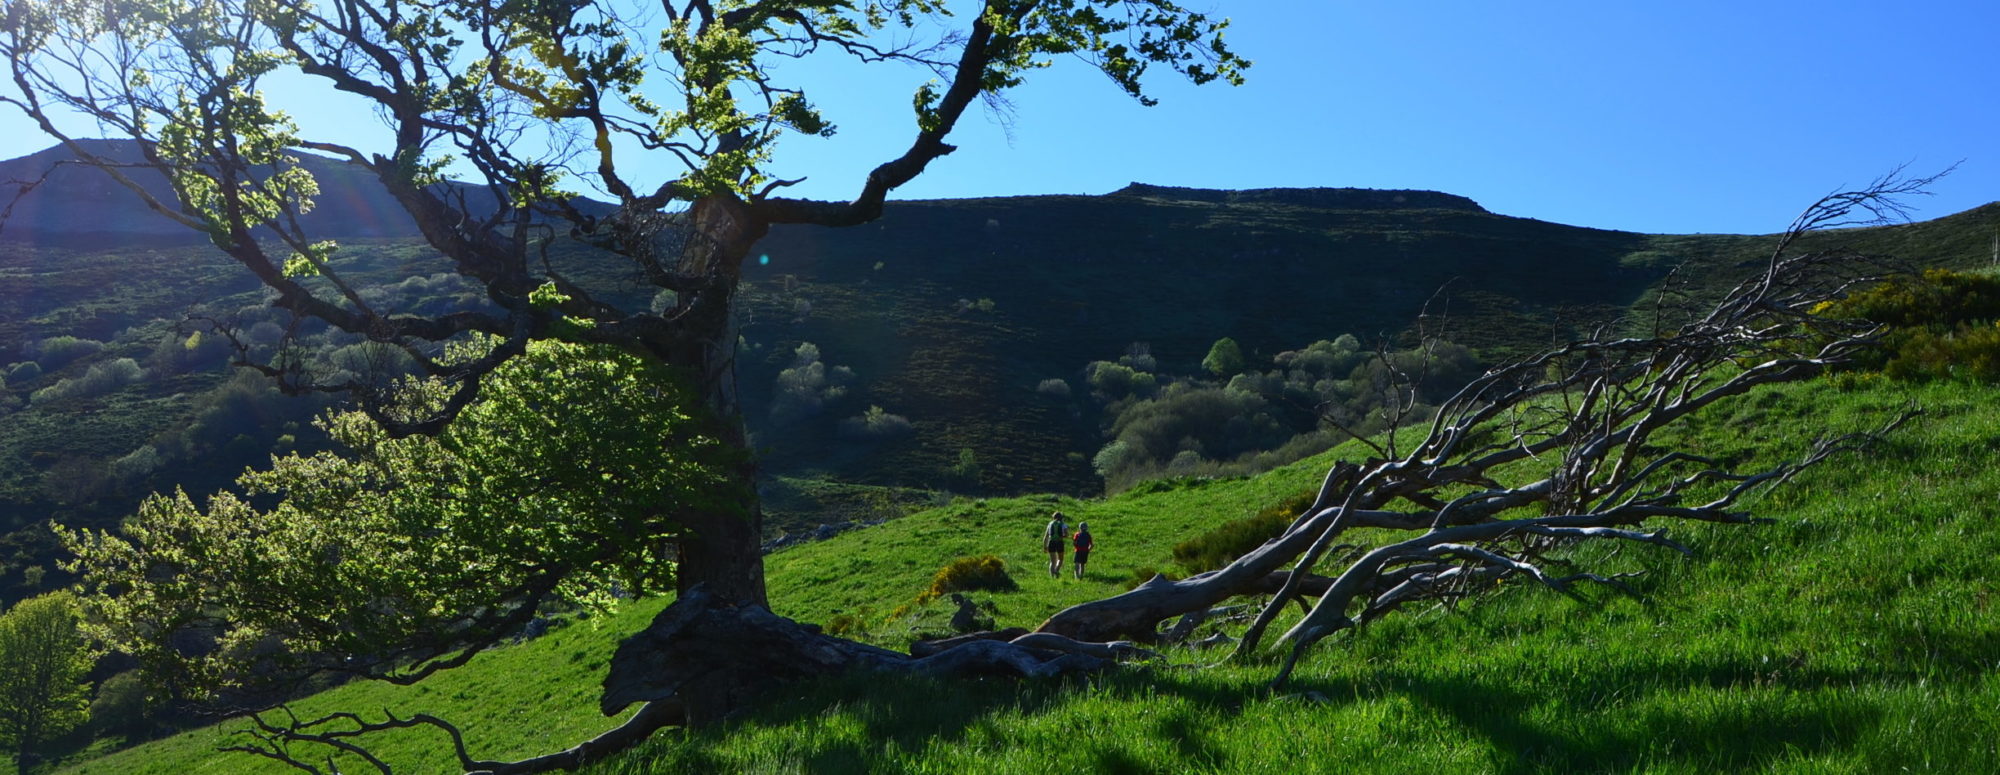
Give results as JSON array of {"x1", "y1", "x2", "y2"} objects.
[
  {"x1": 598, "y1": 638, "x2": 1998, "y2": 774},
  {"x1": 1355, "y1": 663, "x2": 1881, "y2": 775}
]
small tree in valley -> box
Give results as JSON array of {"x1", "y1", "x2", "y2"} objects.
[{"x1": 0, "y1": 592, "x2": 92, "y2": 773}]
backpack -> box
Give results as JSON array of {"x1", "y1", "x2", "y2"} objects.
[{"x1": 1042, "y1": 519, "x2": 1066, "y2": 544}]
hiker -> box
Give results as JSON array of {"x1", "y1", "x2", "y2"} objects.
[
  {"x1": 1071, "y1": 522, "x2": 1094, "y2": 579},
  {"x1": 1042, "y1": 511, "x2": 1070, "y2": 578}
]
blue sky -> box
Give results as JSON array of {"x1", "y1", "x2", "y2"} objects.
[
  {"x1": 748, "y1": 0, "x2": 1998, "y2": 234},
  {"x1": 774, "y1": 0, "x2": 1998, "y2": 235},
  {"x1": 6, "y1": 1, "x2": 1995, "y2": 235}
]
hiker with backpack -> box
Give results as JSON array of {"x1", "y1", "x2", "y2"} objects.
[
  {"x1": 1071, "y1": 522, "x2": 1094, "y2": 579},
  {"x1": 1042, "y1": 512, "x2": 1070, "y2": 578}
]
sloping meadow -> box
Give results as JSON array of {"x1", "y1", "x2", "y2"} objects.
[{"x1": 60, "y1": 376, "x2": 2000, "y2": 774}]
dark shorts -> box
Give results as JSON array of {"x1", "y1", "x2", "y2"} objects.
[
  {"x1": 1046, "y1": 540, "x2": 1065, "y2": 554},
  {"x1": 1073, "y1": 550, "x2": 1090, "y2": 564}
]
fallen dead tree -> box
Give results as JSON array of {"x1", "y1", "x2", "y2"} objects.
[{"x1": 1035, "y1": 175, "x2": 1926, "y2": 688}]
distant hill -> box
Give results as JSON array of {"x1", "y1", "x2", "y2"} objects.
[
  {"x1": 0, "y1": 139, "x2": 434, "y2": 244},
  {"x1": 1, "y1": 140, "x2": 1995, "y2": 603}
]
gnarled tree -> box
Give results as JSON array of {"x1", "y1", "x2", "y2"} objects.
[
  {"x1": 2, "y1": 0, "x2": 1246, "y2": 609},
  {"x1": 4, "y1": 0, "x2": 1246, "y2": 767}
]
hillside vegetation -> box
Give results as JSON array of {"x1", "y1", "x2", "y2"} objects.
[
  {"x1": 55, "y1": 375, "x2": 2000, "y2": 774},
  {"x1": 6, "y1": 157, "x2": 1997, "y2": 605}
]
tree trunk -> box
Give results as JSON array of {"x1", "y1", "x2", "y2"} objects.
[
  {"x1": 602, "y1": 587, "x2": 1125, "y2": 727},
  {"x1": 661, "y1": 195, "x2": 774, "y2": 609}
]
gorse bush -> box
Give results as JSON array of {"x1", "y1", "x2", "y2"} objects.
[
  {"x1": 1170, "y1": 490, "x2": 1318, "y2": 574},
  {"x1": 1880, "y1": 323, "x2": 2000, "y2": 383},
  {"x1": 1823, "y1": 268, "x2": 2000, "y2": 329},
  {"x1": 1822, "y1": 269, "x2": 2000, "y2": 382},
  {"x1": 917, "y1": 555, "x2": 1016, "y2": 604}
]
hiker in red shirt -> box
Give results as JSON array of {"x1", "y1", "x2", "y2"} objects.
[{"x1": 1071, "y1": 522, "x2": 1094, "y2": 580}]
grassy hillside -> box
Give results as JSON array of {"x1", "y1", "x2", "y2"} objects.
[
  {"x1": 57, "y1": 375, "x2": 2000, "y2": 774},
  {"x1": 6, "y1": 186, "x2": 1994, "y2": 591}
]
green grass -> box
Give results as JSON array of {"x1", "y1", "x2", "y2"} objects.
[{"x1": 52, "y1": 376, "x2": 2000, "y2": 774}]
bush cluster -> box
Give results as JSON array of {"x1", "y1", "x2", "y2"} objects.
[
  {"x1": 1170, "y1": 490, "x2": 1318, "y2": 574},
  {"x1": 917, "y1": 555, "x2": 1016, "y2": 604},
  {"x1": 28, "y1": 335, "x2": 104, "y2": 370},
  {"x1": 837, "y1": 405, "x2": 914, "y2": 440},
  {"x1": 1085, "y1": 334, "x2": 1481, "y2": 492},
  {"x1": 29, "y1": 358, "x2": 145, "y2": 405},
  {"x1": 5, "y1": 360, "x2": 42, "y2": 384},
  {"x1": 770, "y1": 342, "x2": 854, "y2": 425},
  {"x1": 1823, "y1": 269, "x2": 2000, "y2": 383}
]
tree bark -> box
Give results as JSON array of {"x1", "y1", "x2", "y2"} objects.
[
  {"x1": 602, "y1": 587, "x2": 1125, "y2": 727},
  {"x1": 667, "y1": 195, "x2": 773, "y2": 609}
]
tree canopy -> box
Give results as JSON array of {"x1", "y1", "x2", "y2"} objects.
[
  {"x1": 61, "y1": 339, "x2": 738, "y2": 694},
  {"x1": 5, "y1": 0, "x2": 1253, "y2": 615},
  {"x1": 0, "y1": 591, "x2": 93, "y2": 772}
]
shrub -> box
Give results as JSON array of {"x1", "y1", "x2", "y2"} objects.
[
  {"x1": 1121, "y1": 565, "x2": 1181, "y2": 591},
  {"x1": 1116, "y1": 342, "x2": 1156, "y2": 372},
  {"x1": 1035, "y1": 378, "x2": 1071, "y2": 398},
  {"x1": 1274, "y1": 335, "x2": 1362, "y2": 377},
  {"x1": 823, "y1": 611, "x2": 872, "y2": 637},
  {"x1": 1202, "y1": 337, "x2": 1245, "y2": 377},
  {"x1": 1105, "y1": 386, "x2": 1287, "y2": 472},
  {"x1": 945, "y1": 448, "x2": 981, "y2": 489},
  {"x1": 1880, "y1": 323, "x2": 2000, "y2": 383},
  {"x1": 29, "y1": 335, "x2": 104, "y2": 370},
  {"x1": 5, "y1": 361, "x2": 41, "y2": 384},
  {"x1": 29, "y1": 357, "x2": 145, "y2": 404},
  {"x1": 770, "y1": 342, "x2": 852, "y2": 425},
  {"x1": 1824, "y1": 268, "x2": 2000, "y2": 329},
  {"x1": 1092, "y1": 440, "x2": 1134, "y2": 479},
  {"x1": 1085, "y1": 360, "x2": 1156, "y2": 401},
  {"x1": 1822, "y1": 270, "x2": 2000, "y2": 382},
  {"x1": 109, "y1": 445, "x2": 164, "y2": 484},
  {"x1": 918, "y1": 555, "x2": 1016, "y2": 604},
  {"x1": 838, "y1": 405, "x2": 913, "y2": 440},
  {"x1": 146, "y1": 330, "x2": 224, "y2": 375},
  {"x1": 90, "y1": 670, "x2": 155, "y2": 741},
  {"x1": 1171, "y1": 490, "x2": 1318, "y2": 574}
]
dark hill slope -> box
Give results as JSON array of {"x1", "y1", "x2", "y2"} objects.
[
  {"x1": 733, "y1": 190, "x2": 1666, "y2": 490},
  {"x1": 0, "y1": 139, "x2": 1994, "y2": 564}
]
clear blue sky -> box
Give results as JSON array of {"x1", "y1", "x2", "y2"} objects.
[
  {"x1": 752, "y1": 0, "x2": 2000, "y2": 234},
  {"x1": 7, "y1": 1, "x2": 1995, "y2": 235}
]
